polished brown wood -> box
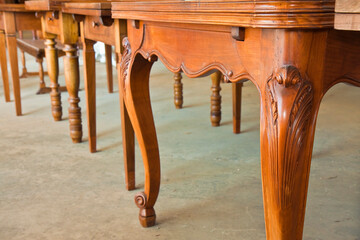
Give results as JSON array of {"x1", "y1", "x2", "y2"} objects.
[
  {"x1": 113, "y1": 1, "x2": 360, "y2": 238},
  {"x1": 0, "y1": 4, "x2": 41, "y2": 115},
  {"x1": 210, "y1": 70, "x2": 221, "y2": 126},
  {"x1": 173, "y1": 72, "x2": 182, "y2": 109},
  {"x1": 232, "y1": 82, "x2": 242, "y2": 134},
  {"x1": 26, "y1": 0, "x2": 83, "y2": 142},
  {"x1": 62, "y1": 1, "x2": 116, "y2": 152},
  {"x1": 16, "y1": 37, "x2": 65, "y2": 94},
  {"x1": 0, "y1": 29, "x2": 10, "y2": 102},
  {"x1": 105, "y1": 44, "x2": 113, "y2": 93}
]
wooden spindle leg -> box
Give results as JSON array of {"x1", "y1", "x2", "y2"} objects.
[
  {"x1": 173, "y1": 72, "x2": 183, "y2": 109},
  {"x1": 232, "y1": 82, "x2": 242, "y2": 134},
  {"x1": 4, "y1": 12, "x2": 21, "y2": 115},
  {"x1": 63, "y1": 44, "x2": 82, "y2": 143},
  {"x1": 120, "y1": 38, "x2": 160, "y2": 227},
  {"x1": 44, "y1": 37, "x2": 62, "y2": 121},
  {"x1": 82, "y1": 39, "x2": 97, "y2": 152},
  {"x1": 260, "y1": 66, "x2": 320, "y2": 240},
  {"x1": 35, "y1": 58, "x2": 51, "y2": 94},
  {"x1": 0, "y1": 30, "x2": 10, "y2": 102},
  {"x1": 210, "y1": 71, "x2": 221, "y2": 126},
  {"x1": 105, "y1": 44, "x2": 114, "y2": 93}
]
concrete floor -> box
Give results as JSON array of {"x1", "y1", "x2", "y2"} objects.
[{"x1": 0, "y1": 53, "x2": 359, "y2": 240}]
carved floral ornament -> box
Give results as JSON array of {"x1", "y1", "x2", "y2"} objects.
[
  {"x1": 120, "y1": 37, "x2": 131, "y2": 92},
  {"x1": 265, "y1": 66, "x2": 314, "y2": 207}
]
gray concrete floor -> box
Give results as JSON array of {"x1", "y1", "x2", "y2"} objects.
[{"x1": 0, "y1": 53, "x2": 359, "y2": 240}]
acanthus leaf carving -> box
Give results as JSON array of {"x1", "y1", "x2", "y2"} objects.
[
  {"x1": 120, "y1": 37, "x2": 131, "y2": 93},
  {"x1": 265, "y1": 65, "x2": 314, "y2": 208}
]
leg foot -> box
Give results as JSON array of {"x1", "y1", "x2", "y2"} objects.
[{"x1": 135, "y1": 192, "x2": 156, "y2": 227}]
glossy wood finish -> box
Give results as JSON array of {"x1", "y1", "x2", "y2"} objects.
[
  {"x1": 232, "y1": 82, "x2": 242, "y2": 134},
  {"x1": 113, "y1": 1, "x2": 360, "y2": 238},
  {"x1": 210, "y1": 70, "x2": 221, "y2": 126},
  {"x1": 173, "y1": 72, "x2": 182, "y2": 109},
  {"x1": 0, "y1": 29, "x2": 10, "y2": 102},
  {"x1": 62, "y1": 1, "x2": 115, "y2": 152},
  {"x1": 26, "y1": 0, "x2": 83, "y2": 142},
  {"x1": 0, "y1": 4, "x2": 41, "y2": 115}
]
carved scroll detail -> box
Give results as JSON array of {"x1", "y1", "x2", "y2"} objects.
[
  {"x1": 265, "y1": 65, "x2": 313, "y2": 207},
  {"x1": 135, "y1": 192, "x2": 147, "y2": 209},
  {"x1": 120, "y1": 37, "x2": 131, "y2": 92}
]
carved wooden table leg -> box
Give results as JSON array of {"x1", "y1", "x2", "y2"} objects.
[
  {"x1": 260, "y1": 65, "x2": 320, "y2": 240},
  {"x1": 44, "y1": 36, "x2": 62, "y2": 121},
  {"x1": 258, "y1": 29, "x2": 360, "y2": 240},
  {"x1": 4, "y1": 12, "x2": 21, "y2": 115},
  {"x1": 173, "y1": 72, "x2": 183, "y2": 109},
  {"x1": 82, "y1": 39, "x2": 97, "y2": 152},
  {"x1": 232, "y1": 82, "x2": 242, "y2": 134},
  {"x1": 63, "y1": 43, "x2": 82, "y2": 143},
  {"x1": 210, "y1": 71, "x2": 221, "y2": 126},
  {"x1": 105, "y1": 44, "x2": 114, "y2": 93},
  {"x1": 0, "y1": 29, "x2": 10, "y2": 102},
  {"x1": 121, "y1": 38, "x2": 160, "y2": 227}
]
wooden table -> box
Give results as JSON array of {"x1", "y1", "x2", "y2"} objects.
[
  {"x1": 61, "y1": 2, "x2": 115, "y2": 153},
  {"x1": 25, "y1": 0, "x2": 83, "y2": 143},
  {"x1": 112, "y1": 1, "x2": 360, "y2": 239},
  {"x1": 0, "y1": 3, "x2": 41, "y2": 115}
]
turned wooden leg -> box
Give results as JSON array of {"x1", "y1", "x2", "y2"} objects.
[
  {"x1": 232, "y1": 82, "x2": 242, "y2": 134},
  {"x1": 82, "y1": 39, "x2": 97, "y2": 153},
  {"x1": 44, "y1": 37, "x2": 62, "y2": 121},
  {"x1": 120, "y1": 38, "x2": 160, "y2": 227},
  {"x1": 105, "y1": 44, "x2": 114, "y2": 93},
  {"x1": 0, "y1": 30, "x2": 10, "y2": 102},
  {"x1": 63, "y1": 44, "x2": 82, "y2": 143},
  {"x1": 36, "y1": 58, "x2": 51, "y2": 94},
  {"x1": 19, "y1": 50, "x2": 28, "y2": 78},
  {"x1": 173, "y1": 72, "x2": 183, "y2": 109},
  {"x1": 210, "y1": 71, "x2": 221, "y2": 126},
  {"x1": 4, "y1": 13, "x2": 21, "y2": 116},
  {"x1": 260, "y1": 66, "x2": 320, "y2": 240}
]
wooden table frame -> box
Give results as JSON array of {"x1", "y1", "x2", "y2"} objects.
[
  {"x1": 112, "y1": 1, "x2": 360, "y2": 239},
  {"x1": 0, "y1": 3, "x2": 41, "y2": 115}
]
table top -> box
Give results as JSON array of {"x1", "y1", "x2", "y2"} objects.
[
  {"x1": 62, "y1": 2, "x2": 111, "y2": 17},
  {"x1": 0, "y1": 3, "x2": 34, "y2": 12},
  {"x1": 111, "y1": 0, "x2": 335, "y2": 28},
  {"x1": 25, "y1": 0, "x2": 111, "y2": 11},
  {"x1": 334, "y1": 0, "x2": 360, "y2": 31}
]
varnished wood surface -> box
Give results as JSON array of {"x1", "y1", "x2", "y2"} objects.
[
  {"x1": 112, "y1": 0, "x2": 335, "y2": 28},
  {"x1": 113, "y1": 0, "x2": 360, "y2": 237}
]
